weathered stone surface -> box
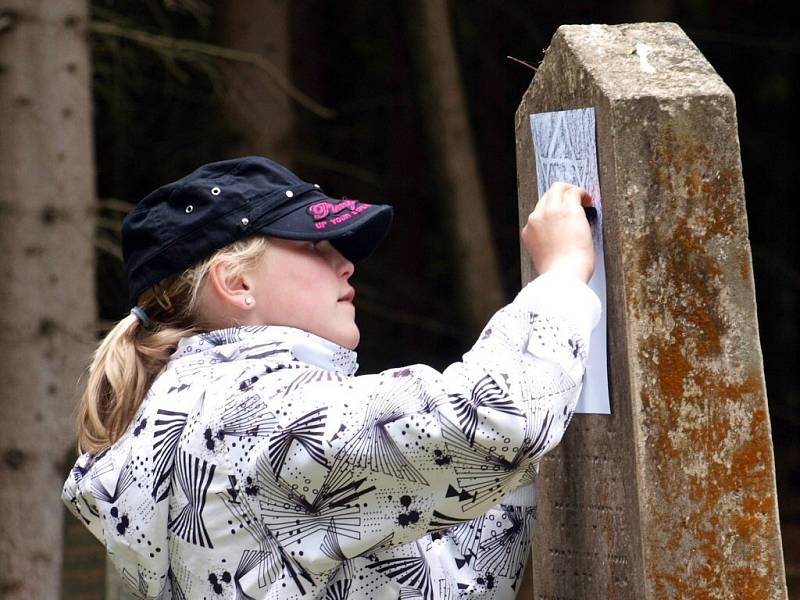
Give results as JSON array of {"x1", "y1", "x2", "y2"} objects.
[{"x1": 515, "y1": 23, "x2": 787, "y2": 599}]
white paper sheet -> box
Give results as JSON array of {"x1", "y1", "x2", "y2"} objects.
[{"x1": 529, "y1": 108, "x2": 611, "y2": 415}]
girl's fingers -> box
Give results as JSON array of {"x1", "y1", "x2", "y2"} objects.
[
  {"x1": 534, "y1": 182, "x2": 567, "y2": 214},
  {"x1": 530, "y1": 182, "x2": 592, "y2": 221},
  {"x1": 562, "y1": 185, "x2": 592, "y2": 208},
  {"x1": 533, "y1": 185, "x2": 554, "y2": 212},
  {"x1": 559, "y1": 185, "x2": 592, "y2": 209}
]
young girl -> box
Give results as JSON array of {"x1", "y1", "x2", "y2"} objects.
[{"x1": 63, "y1": 156, "x2": 599, "y2": 599}]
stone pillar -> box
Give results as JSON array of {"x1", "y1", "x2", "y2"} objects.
[{"x1": 514, "y1": 23, "x2": 787, "y2": 599}]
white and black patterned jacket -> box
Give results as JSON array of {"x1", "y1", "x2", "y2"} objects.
[{"x1": 63, "y1": 272, "x2": 600, "y2": 599}]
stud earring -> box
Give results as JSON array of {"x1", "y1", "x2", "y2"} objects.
[{"x1": 244, "y1": 297, "x2": 254, "y2": 306}]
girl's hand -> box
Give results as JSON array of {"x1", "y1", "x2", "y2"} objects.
[{"x1": 522, "y1": 182, "x2": 595, "y2": 283}]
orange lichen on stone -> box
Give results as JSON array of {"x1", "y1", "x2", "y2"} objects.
[
  {"x1": 652, "y1": 331, "x2": 691, "y2": 404},
  {"x1": 646, "y1": 363, "x2": 774, "y2": 596},
  {"x1": 699, "y1": 168, "x2": 740, "y2": 239},
  {"x1": 684, "y1": 169, "x2": 703, "y2": 197},
  {"x1": 654, "y1": 166, "x2": 673, "y2": 192},
  {"x1": 739, "y1": 248, "x2": 752, "y2": 282},
  {"x1": 631, "y1": 119, "x2": 779, "y2": 598}
]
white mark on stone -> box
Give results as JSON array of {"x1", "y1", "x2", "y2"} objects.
[{"x1": 635, "y1": 43, "x2": 656, "y2": 74}]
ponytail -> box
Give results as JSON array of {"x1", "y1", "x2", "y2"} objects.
[
  {"x1": 77, "y1": 315, "x2": 196, "y2": 453},
  {"x1": 77, "y1": 235, "x2": 270, "y2": 454}
]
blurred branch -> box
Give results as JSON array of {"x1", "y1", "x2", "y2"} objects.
[
  {"x1": 97, "y1": 197, "x2": 136, "y2": 214},
  {"x1": 90, "y1": 19, "x2": 335, "y2": 119},
  {"x1": 96, "y1": 217, "x2": 123, "y2": 233},
  {"x1": 95, "y1": 237, "x2": 123, "y2": 261},
  {"x1": 163, "y1": 0, "x2": 212, "y2": 17},
  {"x1": 506, "y1": 55, "x2": 537, "y2": 71}
]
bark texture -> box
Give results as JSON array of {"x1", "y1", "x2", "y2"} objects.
[
  {"x1": 0, "y1": 1, "x2": 96, "y2": 598},
  {"x1": 415, "y1": 0, "x2": 504, "y2": 331},
  {"x1": 215, "y1": 0, "x2": 293, "y2": 165}
]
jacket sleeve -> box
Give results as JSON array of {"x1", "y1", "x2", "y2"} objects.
[{"x1": 226, "y1": 271, "x2": 601, "y2": 574}]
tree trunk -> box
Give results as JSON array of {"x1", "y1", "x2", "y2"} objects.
[
  {"x1": 0, "y1": 1, "x2": 96, "y2": 598},
  {"x1": 413, "y1": 0, "x2": 505, "y2": 332},
  {"x1": 215, "y1": 0, "x2": 294, "y2": 165}
]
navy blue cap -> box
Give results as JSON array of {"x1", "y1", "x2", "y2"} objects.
[{"x1": 122, "y1": 156, "x2": 393, "y2": 306}]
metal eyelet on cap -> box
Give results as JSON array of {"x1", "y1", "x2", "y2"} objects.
[
  {"x1": 185, "y1": 205, "x2": 194, "y2": 214},
  {"x1": 211, "y1": 186, "x2": 221, "y2": 196},
  {"x1": 285, "y1": 190, "x2": 294, "y2": 198},
  {"x1": 241, "y1": 217, "x2": 249, "y2": 227}
]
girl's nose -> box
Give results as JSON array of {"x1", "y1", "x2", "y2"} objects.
[
  {"x1": 338, "y1": 254, "x2": 355, "y2": 280},
  {"x1": 322, "y1": 241, "x2": 355, "y2": 279}
]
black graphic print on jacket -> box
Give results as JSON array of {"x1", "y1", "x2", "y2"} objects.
[{"x1": 63, "y1": 271, "x2": 601, "y2": 599}]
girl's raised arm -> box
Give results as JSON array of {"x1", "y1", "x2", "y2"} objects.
[{"x1": 231, "y1": 279, "x2": 598, "y2": 578}]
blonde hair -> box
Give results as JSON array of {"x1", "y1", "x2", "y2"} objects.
[{"x1": 77, "y1": 235, "x2": 270, "y2": 454}]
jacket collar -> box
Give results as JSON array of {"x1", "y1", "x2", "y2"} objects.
[{"x1": 170, "y1": 325, "x2": 359, "y2": 376}]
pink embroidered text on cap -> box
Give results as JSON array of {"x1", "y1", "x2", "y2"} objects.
[{"x1": 307, "y1": 199, "x2": 373, "y2": 230}]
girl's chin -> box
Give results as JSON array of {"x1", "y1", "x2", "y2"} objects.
[{"x1": 338, "y1": 325, "x2": 360, "y2": 350}]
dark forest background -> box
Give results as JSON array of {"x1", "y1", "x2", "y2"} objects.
[{"x1": 64, "y1": 0, "x2": 799, "y2": 596}]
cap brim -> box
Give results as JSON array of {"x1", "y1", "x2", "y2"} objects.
[
  {"x1": 329, "y1": 205, "x2": 393, "y2": 262},
  {"x1": 257, "y1": 201, "x2": 393, "y2": 262}
]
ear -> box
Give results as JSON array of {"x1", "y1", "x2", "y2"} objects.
[{"x1": 206, "y1": 260, "x2": 253, "y2": 310}]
